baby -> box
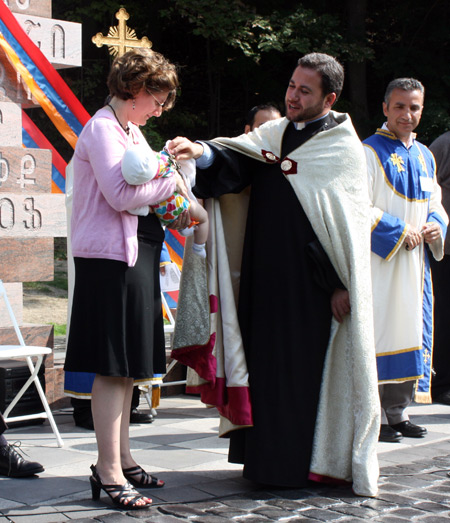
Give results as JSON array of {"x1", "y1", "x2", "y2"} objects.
[{"x1": 121, "y1": 142, "x2": 208, "y2": 257}]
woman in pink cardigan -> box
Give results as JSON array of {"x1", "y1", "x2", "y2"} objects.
[{"x1": 64, "y1": 49, "x2": 187, "y2": 510}]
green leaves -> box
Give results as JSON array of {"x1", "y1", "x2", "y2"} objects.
[{"x1": 160, "y1": 1, "x2": 369, "y2": 63}]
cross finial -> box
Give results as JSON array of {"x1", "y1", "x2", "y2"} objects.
[{"x1": 92, "y1": 7, "x2": 152, "y2": 57}]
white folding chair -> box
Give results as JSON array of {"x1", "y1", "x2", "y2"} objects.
[{"x1": 0, "y1": 280, "x2": 63, "y2": 447}]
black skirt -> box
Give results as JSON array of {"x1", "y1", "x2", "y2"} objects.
[{"x1": 64, "y1": 238, "x2": 166, "y2": 379}]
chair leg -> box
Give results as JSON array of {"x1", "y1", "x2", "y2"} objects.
[
  {"x1": 4, "y1": 356, "x2": 64, "y2": 448},
  {"x1": 26, "y1": 357, "x2": 64, "y2": 448},
  {"x1": 3, "y1": 356, "x2": 43, "y2": 418}
]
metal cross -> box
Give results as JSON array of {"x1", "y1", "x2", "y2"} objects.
[{"x1": 91, "y1": 7, "x2": 152, "y2": 57}]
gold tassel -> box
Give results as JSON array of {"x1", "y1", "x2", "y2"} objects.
[
  {"x1": 152, "y1": 386, "x2": 161, "y2": 409},
  {"x1": 414, "y1": 391, "x2": 432, "y2": 404}
]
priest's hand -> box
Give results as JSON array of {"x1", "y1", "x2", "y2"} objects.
[
  {"x1": 331, "y1": 288, "x2": 350, "y2": 323},
  {"x1": 167, "y1": 137, "x2": 204, "y2": 161},
  {"x1": 404, "y1": 224, "x2": 422, "y2": 251},
  {"x1": 422, "y1": 222, "x2": 441, "y2": 244}
]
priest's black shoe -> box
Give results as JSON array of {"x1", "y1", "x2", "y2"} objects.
[
  {"x1": 0, "y1": 444, "x2": 44, "y2": 477},
  {"x1": 130, "y1": 409, "x2": 154, "y2": 424},
  {"x1": 390, "y1": 420, "x2": 427, "y2": 438},
  {"x1": 379, "y1": 424, "x2": 403, "y2": 442}
]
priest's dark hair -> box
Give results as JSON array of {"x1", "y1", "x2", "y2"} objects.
[
  {"x1": 384, "y1": 78, "x2": 425, "y2": 106},
  {"x1": 297, "y1": 53, "x2": 344, "y2": 101}
]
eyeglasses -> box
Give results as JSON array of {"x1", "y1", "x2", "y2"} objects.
[{"x1": 147, "y1": 90, "x2": 166, "y2": 108}]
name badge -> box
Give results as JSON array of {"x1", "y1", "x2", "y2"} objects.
[{"x1": 420, "y1": 176, "x2": 433, "y2": 193}]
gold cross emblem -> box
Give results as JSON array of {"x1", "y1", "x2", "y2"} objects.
[
  {"x1": 423, "y1": 348, "x2": 431, "y2": 365},
  {"x1": 390, "y1": 153, "x2": 405, "y2": 173},
  {"x1": 92, "y1": 8, "x2": 152, "y2": 57},
  {"x1": 418, "y1": 153, "x2": 427, "y2": 173}
]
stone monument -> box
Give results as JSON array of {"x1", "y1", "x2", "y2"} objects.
[{"x1": 0, "y1": 0, "x2": 81, "y2": 407}]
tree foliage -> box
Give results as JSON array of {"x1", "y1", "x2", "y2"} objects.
[
  {"x1": 160, "y1": 0, "x2": 371, "y2": 61},
  {"x1": 40, "y1": 0, "x2": 450, "y2": 161}
]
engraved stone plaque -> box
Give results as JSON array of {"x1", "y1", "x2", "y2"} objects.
[
  {"x1": 0, "y1": 146, "x2": 52, "y2": 193},
  {"x1": 14, "y1": 13, "x2": 81, "y2": 68},
  {"x1": 0, "y1": 193, "x2": 66, "y2": 237},
  {"x1": 2, "y1": 0, "x2": 51, "y2": 18}
]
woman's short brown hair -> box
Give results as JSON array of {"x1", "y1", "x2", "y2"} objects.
[{"x1": 107, "y1": 49, "x2": 179, "y2": 110}]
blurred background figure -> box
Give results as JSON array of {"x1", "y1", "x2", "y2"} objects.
[
  {"x1": 244, "y1": 103, "x2": 281, "y2": 133},
  {"x1": 429, "y1": 131, "x2": 450, "y2": 405}
]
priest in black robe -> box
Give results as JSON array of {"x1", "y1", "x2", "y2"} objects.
[{"x1": 169, "y1": 53, "x2": 380, "y2": 496}]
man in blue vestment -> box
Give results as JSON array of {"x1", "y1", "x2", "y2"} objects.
[{"x1": 363, "y1": 78, "x2": 448, "y2": 443}]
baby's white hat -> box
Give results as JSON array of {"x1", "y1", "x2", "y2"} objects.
[{"x1": 121, "y1": 144, "x2": 159, "y2": 185}]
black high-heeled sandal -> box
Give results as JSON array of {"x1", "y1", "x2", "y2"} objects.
[
  {"x1": 123, "y1": 465, "x2": 165, "y2": 488},
  {"x1": 89, "y1": 464, "x2": 152, "y2": 510}
]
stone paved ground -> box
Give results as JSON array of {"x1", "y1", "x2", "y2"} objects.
[
  {"x1": 5, "y1": 460, "x2": 450, "y2": 522},
  {"x1": 1, "y1": 397, "x2": 450, "y2": 522},
  {"x1": 111, "y1": 461, "x2": 450, "y2": 523}
]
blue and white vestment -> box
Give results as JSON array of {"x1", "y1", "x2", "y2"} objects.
[{"x1": 364, "y1": 126, "x2": 448, "y2": 402}]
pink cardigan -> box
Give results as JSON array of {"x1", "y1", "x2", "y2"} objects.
[{"x1": 71, "y1": 108, "x2": 176, "y2": 266}]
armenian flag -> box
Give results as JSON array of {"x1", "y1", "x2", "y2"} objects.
[
  {"x1": 0, "y1": 2, "x2": 90, "y2": 149},
  {"x1": 22, "y1": 110, "x2": 67, "y2": 193}
]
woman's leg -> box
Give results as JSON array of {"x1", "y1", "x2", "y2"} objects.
[
  {"x1": 119, "y1": 380, "x2": 135, "y2": 469},
  {"x1": 91, "y1": 375, "x2": 150, "y2": 507},
  {"x1": 118, "y1": 381, "x2": 165, "y2": 488},
  {"x1": 92, "y1": 375, "x2": 132, "y2": 484}
]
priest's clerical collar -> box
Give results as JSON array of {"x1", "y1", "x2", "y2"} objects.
[{"x1": 294, "y1": 113, "x2": 329, "y2": 131}]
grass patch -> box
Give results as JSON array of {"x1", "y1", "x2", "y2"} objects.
[
  {"x1": 51, "y1": 275, "x2": 68, "y2": 292},
  {"x1": 23, "y1": 280, "x2": 68, "y2": 294},
  {"x1": 52, "y1": 324, "x2": 67, "y2": 336},
  {"x1": 23, "y1": 281, "x2": 54, "y2": 294}
]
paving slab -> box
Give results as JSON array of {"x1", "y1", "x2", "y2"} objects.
[{"x1": 0, "y1": 398, "x2": 450, "y2": 522}]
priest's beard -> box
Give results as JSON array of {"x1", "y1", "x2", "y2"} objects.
[{"x1": 285, "y1": 100, "x2": 326, "y2": 123}]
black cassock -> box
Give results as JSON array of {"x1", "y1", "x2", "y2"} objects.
[{"x1": 194, "y1": 116, "x2": 341, "y2": 487}]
